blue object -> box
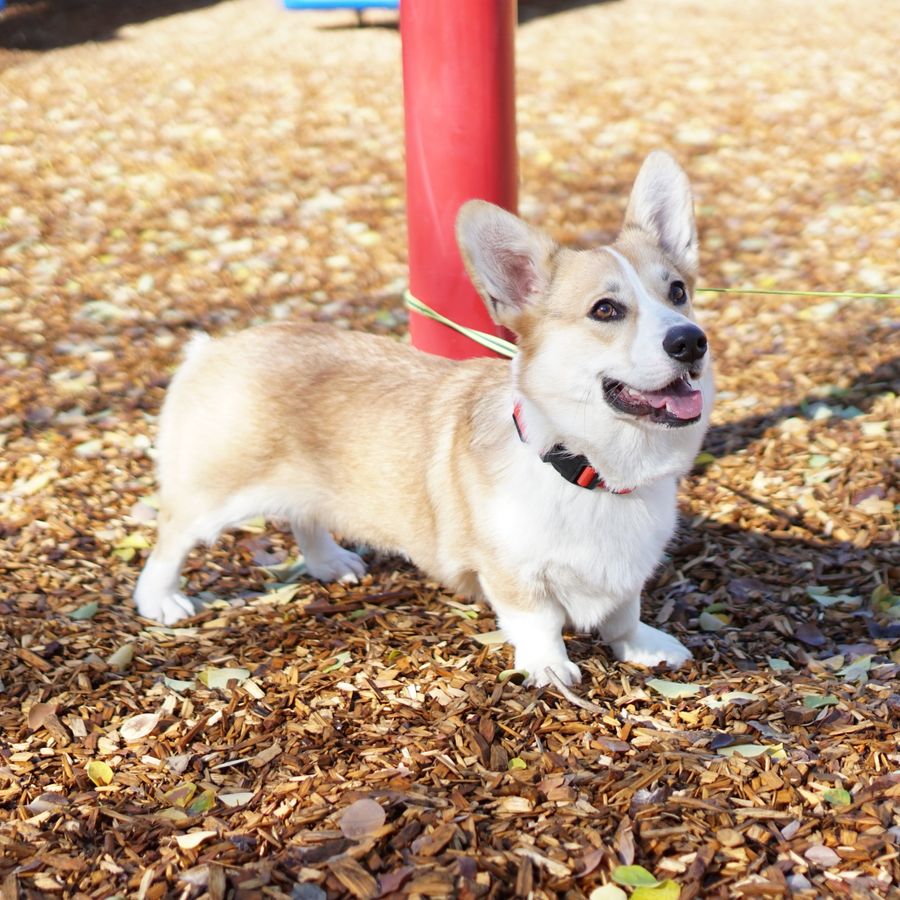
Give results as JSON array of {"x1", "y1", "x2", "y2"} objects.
[{"x1": 284, "y1": 0, "x2": 398, "y2": 8}]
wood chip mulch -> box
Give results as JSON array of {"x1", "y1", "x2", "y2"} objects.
[{"x1": 0, "y1": 0, "x2": 898, "y2": 897}]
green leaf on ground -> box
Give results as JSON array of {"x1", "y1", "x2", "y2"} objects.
[
  {"x1": 823, "y1": 788, "x2": 852, "y2": 806},
  {"x1": 647, "y1": 679, "x2": 701, "y2": 700},
  {"x1": 611, "y1": 865, "x2": 659, "y2": 887},
  {"x1": 322, "y1": 651, "x2": 352, "y2": 673},
  {"x1": 86, "y1": 760, "x2": 113, "y2": 786},
  {"x1": 633, "y1": 881, "x2": 681, "y2": 900},
  {"x1": 803, "y1": 694, "x2": 839, "y2": 709},
  {"x1": 70, "y1": 602, "x2": 99, "y2": 620},
  {"x1": 699, "y1": 611, "x2": 730, "y2": 632}
]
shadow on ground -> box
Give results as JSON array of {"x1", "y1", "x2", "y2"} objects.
[
  {"x1": 704, "y1": 355, "x2": 899, "y2": 456},
  {"x1": 313, "y1": 0, "x2": 622, "y2": 32},
  {"x1": 0, "y1": 0, "x2": 227, "y2": 51}
]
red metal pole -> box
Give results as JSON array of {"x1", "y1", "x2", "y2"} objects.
[{"x1": 401, "y1": 0, "x2": 518, "y2": 359}]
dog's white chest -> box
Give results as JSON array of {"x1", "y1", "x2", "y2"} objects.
[{"x1": 486, "y1": 463, "x2": 679, "y2": 631}]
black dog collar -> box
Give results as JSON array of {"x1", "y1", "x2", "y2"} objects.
[{"x1": 512, "y1": 402, "x2": 633, "y2": 494}]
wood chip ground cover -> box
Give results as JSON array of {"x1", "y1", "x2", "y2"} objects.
[{"x1": 0, "y1": 0, "x2": 898, "y2": 897}]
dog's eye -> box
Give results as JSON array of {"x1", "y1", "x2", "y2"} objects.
[
  {"x1": 589, "y1": 299, "x2": 623, "y2": 322},
  {"x1": 669, "y1": 281, "x2": 688, "y2": 305}
]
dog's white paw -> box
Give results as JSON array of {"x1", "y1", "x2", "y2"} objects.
[
  {"x1": 305, "y1": 546, "x2": 367, "y2": 584},
  {"x1": 520, "y1": 656, "x2": 582, "y2": 688},
  {"x1": 611, "y1": 622, "x2": 692, "y2": 668},
  {"x1": 135, "y1": 589, "x2": 196, "y2": 625},
  {"x1": 516, "y1": 653, "x2": 581, "y2": 687}
]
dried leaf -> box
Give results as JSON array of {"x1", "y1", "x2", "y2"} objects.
[
  {"x1": 155, "y1": 807, "x2": 189, "y2": 823},
  {"x1": 498, "y1": 669, "x2": 528, "y2": 684},
  {"x1": 175, "y1": 830, "x2": 217, "y2": 850},
  {"x1": 646, "y1": 679, "x2": 701, "y2": 700},
  {"x1": 498, "y1": 796, "x2": 533, "y2": 813},
  {"x1": 590, "y1": 885, "x2": 627, "y2": 900},
  {"x1": 106, "y1": 644, "x2": 135, "y2": 671},
  {"x1": 702, "y1": 691, "x2": 758, "y2": 709},
  {"x1": 473, "y1": 630, "x2": 506, "y2": 646},
  {"x1": 795, "y1": 623, "x2": 826, "y2": 647},
  {"x1": 338, "y1": 798, "x2": 386, "y2": 840},
  {"x1": 508, "y1": 757, "x2": 527, "y2": 770},
  {"x1": 198, "y1": 667, "x2": 251, "y2": 689},
  {"x1": 120, "y1": 713, "x2": 159, "y2": 742},
  {"x1": 804, "y1": 845, "x2": 841, "y2": 867},
  {"x1": 219, "y1": 791, "x2": 254, "y2": 808},
  {"x1": 263, "y1": 583, "x2": 301, "y2": 605},
  {"x1": 716, "y1": 743, "x2": 783, "y2": 759},
  {"x1": 28, "y1": 702, "x2": 57, "y2": 731},
  {"x1": 163, "y1": 782, "x2": 197, "y2": 807}
]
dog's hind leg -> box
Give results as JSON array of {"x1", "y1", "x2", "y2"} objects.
[
  {"x1": 291, "y1": 519, "x2": 367, "y2": 584},
  {"x1": 134, "y1": 507, "x2": 204, "y2": 625}
]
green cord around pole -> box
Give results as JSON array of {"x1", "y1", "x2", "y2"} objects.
[
  {"x1": 696, "y1": 287, "x2": 900, "y2": 299},
  {"x1": 403, "y1": 291, "x2": 518, "y2": 358},
  {"x1": 404, "y1": 284, "x2": 899, "y2": 359}
]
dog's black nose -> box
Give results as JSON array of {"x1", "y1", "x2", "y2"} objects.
[{"x1": 663, "y1": 324, "x2": 708, "y2": 364}]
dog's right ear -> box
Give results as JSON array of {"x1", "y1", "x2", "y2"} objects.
[{"x1": 456, "y1": 200, "x2": 556, "y2": 333}]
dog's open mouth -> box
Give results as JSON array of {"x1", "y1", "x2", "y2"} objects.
[{"x1": 602, "y1": 374, "x2": 703, "y2": 427}]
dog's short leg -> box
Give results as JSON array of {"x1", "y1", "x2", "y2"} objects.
[
  {"x1": 483, "y1": 579, "x2": 581, "y2": 687},
  {"x1": 600, "y1": 595, "x2": 692, "y2": 668},
  {"x1": 292, "y1": 520, "x2": 366, "y2": 584},
  {"x1": 134, "y1": 511, "x2": 200, "y2": 625}
]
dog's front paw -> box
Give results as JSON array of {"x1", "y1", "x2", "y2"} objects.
[
  {"x1": 611, "y1": 622, "x2": 692, "y2": 668},
  {"x1": 305, "y1": 546, "x2": 367, "y2": 584},
  {"x1": 135, "y1": 589, "x2": 196, "y2": 625},
  {"x1": 520, "y1": 657, "x2": 582, "y2": 688}
]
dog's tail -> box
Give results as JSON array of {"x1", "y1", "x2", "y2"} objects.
[{"x1": 182, "y1": 331, "x2": 212, "y2": 364}]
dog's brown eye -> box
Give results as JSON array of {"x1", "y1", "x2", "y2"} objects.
[
  {"x1": 589, "y1": 299, "x2": 623, "y2": 322},
  {"x1": 669, "y1": 281, "x2": 687, "y2": 305}
]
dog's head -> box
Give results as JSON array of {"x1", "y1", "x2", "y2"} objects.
[{"x1": 457, "y1": 151, "x2": 713, "y2": 481}]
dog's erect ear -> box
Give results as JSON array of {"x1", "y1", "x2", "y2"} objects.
[
  {"x1": 456, "y1": 200, "x2": 556, "y2": 332},
  {"x1": 624, "y1": 151, "x2": 698, "y2": 275}
]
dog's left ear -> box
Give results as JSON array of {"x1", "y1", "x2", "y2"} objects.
[
  {"x1": 456, "y1": 200, "x2": 557, "y2": 333},
  {"x1": 624, "y1": 151, "x2": 698, "y2": 275}
]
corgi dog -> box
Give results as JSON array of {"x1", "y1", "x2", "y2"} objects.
[{"x1": 134, "y1": 151, "x2": 713, "y2": 687}]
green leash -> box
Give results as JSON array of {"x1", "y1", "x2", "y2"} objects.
[
  {"x1": 404, "y1": 291, "x2": 519, "y2": 358},
  {"x1": 404, "y1": 285, "x2": 898, "y2": 358}
]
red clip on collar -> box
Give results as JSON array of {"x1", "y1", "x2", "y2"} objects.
[{"x1": 512, "y1": 402, "x2": 632, "y2": 494}]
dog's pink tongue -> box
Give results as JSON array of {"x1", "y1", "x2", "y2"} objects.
[{"x1": 642, "y1": 381, "x2": 703, "y2": 419}]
